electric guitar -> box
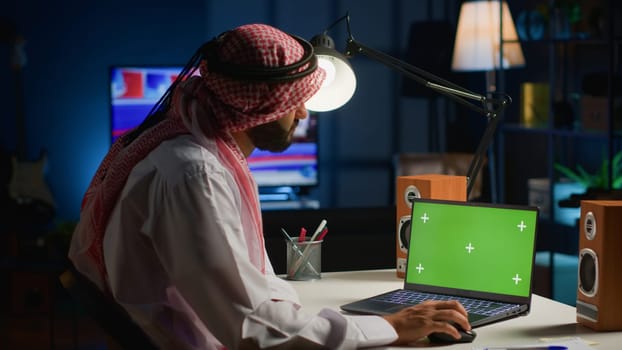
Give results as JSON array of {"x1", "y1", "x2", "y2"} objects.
[{"x1": 7, "y1": 33, "x2": 56, "y2": 220}]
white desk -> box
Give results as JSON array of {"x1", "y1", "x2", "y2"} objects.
[{"x1": 288, "y1": 269, "x2": 620, "y2": 349}]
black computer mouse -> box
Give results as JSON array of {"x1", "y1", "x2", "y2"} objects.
[{"x1": 427, "y1": 323, "x2": 477, "y2": 344}]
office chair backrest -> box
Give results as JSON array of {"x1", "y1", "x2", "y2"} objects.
[{"x1": 59, "y1": 265, "x2": 158, "y2": 349}]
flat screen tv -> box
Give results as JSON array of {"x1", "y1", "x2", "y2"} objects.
[{"x1": 109, "y1": 66, "x2": 319, "y2": 195}]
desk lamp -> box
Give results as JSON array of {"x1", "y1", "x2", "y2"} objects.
[{"x1": 305, "y1": 12, "x2": 512, "y2": 199}]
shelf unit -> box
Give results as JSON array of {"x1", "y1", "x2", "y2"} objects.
[
  {"x1": 497, "y1": 0, "x2": 622, "y2": 224},
  {"x1": 493, "y1": 0, "x2": 621, "y2": 303}
]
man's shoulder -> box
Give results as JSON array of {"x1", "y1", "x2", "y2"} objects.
[
  {"x1": 153, "y1": 135, "x2": 217, "y2": 161},
  {"x1": 148, "y1": 135, "x2": 224, "y2": 179}
]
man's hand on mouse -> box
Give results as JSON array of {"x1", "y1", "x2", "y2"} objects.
[{"x1": 381, "y1": 300, "x2": 471, "y2": 346}]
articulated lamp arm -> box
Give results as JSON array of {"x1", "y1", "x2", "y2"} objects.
[
  {"x1": 342, "y1": 36, "x2": 511, "y2": 198},
  {"x1": 309, "y1": 13, "x2": 512, "y2": 199}
]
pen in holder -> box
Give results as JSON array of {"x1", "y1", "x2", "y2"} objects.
[{"x1": 286, "y1": 238, "x2": 322, "y2": 280}]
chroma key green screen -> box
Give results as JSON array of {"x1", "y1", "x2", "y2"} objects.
[{"x1": 406, "y1": 200, "x2": 538, "y2": 298}]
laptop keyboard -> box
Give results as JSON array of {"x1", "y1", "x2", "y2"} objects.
[{"x1": 374, "y1": 289, "x2": 520, "y2": 316}]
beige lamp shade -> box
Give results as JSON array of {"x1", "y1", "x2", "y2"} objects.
[{"x1": 452, "y1": 0, "x2": 525, "y2": 71}]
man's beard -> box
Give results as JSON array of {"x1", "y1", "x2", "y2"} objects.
[{"x1": 247, "y1": 119, "x2": 298, "y2": 152}]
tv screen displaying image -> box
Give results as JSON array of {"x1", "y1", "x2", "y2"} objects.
[{"x1": 109, "y1": 66, "x2": 319, "y2": 190}]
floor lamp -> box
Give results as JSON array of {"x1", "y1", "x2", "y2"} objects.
[{"x1": 451, "y1": 0, "x2": 526, "y2": 202}]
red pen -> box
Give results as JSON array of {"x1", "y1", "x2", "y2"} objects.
[
  {"x1": 317, "y1": 227, "x2": 328, "y2": 241},
  {"x1": 298, "y1": 227, "x2": 307, "y2": 242}
]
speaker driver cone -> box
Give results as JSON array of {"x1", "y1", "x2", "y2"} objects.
[
  {"x1": 578, "y1": 248, "x2": 598, "y2": 297},
  {"x1": 398, "y1": 216, "x2": 411, "y2": 252}
]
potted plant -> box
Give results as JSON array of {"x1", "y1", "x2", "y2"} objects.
[
  {"x1": 554, "y1": 150, "x2": 622, "y2": 190},
  {"x1": 552, "y1": 151, "x2": 621, "y2": 226}
]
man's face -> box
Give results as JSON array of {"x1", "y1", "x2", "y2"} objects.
[{"x1": 247, "y1": 105, "x2": 307, "y2": 152}]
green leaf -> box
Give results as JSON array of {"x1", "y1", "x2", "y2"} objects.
[
  {"x1": 554, "y1": 163, "x2": 591, "y2": 185},
  {"x1": 554, "y1": 150, "x2": 622, "y2": 189}
]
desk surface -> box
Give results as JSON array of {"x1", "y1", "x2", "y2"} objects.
[{"x1": 288, "y1": 269, "x2": 620, "y2": 349}]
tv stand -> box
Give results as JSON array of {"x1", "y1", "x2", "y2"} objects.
[
  {"x1": 258, "y1": 186, "x2": 296, "y2": 202},
  {"x1": 258, "y1": 186, "x2": 319, "y2": 210}
]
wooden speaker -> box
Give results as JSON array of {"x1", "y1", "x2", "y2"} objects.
[
  {"x1": 576, "y1": 200, "x2": 622, "y2": 331},
  {"x1": 395, "y1": 175, "x2": 467, "y2": 277}
]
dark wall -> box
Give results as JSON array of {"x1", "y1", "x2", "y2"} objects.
[
  {"x1": 263, "y1": 206, "x2": 397, "y2": 273},
  {"x1": 1, "y1": 0, "x2": 474, "y2": 223},
  {"x1": 1, "y1": 0, "x2": 208, "y2": 221}
]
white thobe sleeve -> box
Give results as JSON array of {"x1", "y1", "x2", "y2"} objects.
[{"x1": 146, "y1": 166, "x2": 397, "y2": 349}]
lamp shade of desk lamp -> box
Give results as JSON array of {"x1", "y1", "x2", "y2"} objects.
[
  {"x1": 451, "y1": 0, "x2": 525, "y2": 72},
  {"x1": 305, "y1": 33, "x2": 357, "y2": 112}
]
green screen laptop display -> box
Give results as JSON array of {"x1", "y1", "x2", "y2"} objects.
[{"x1": 406, "y1": 200, "x2": 537, "y2": 298}]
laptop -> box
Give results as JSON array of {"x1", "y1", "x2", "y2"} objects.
[{"x1": 341, "y1": 198, "x2": 539, "y2": 328}]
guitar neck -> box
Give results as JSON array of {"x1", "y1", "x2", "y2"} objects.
[{"x1": 15, "y1": 68, "x2": 27, "y2": 160}]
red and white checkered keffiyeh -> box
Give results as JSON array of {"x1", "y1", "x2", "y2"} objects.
[{"x1": 69, "y1": 23, "x2": 325, "y2": 290}]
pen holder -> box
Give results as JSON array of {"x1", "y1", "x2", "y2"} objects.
[{"x1": 286, "y1": 238, "x2": 322, "y2": 281}]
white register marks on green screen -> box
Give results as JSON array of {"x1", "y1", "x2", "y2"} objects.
[{"x1": 406, "y1": 201, "x2": 537, "y2": 298}]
